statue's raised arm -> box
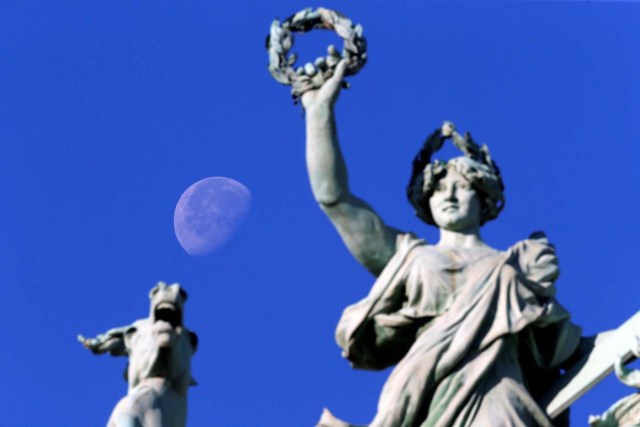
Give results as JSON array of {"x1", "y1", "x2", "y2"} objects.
[{"x1": 301, "y1": 60, "x2": 402, "y2": 276}]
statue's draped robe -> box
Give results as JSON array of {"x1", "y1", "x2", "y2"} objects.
[{"x1": 336, "y1": 234, "x2": 581, "y2": 427}]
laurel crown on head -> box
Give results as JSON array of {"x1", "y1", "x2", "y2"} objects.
[{"x1": 406, "y1": 123, "x2": 505, "y2": 226}]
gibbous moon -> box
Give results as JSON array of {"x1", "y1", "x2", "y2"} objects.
[{"x1": 174, "y1": 177, "x2": 251, "y2": 256}]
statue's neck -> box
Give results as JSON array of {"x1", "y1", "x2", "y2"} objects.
[{"x1": 436, "y1": 226, "x2": 488, "y2": 250}]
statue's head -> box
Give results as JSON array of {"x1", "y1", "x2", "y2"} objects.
[
  {"x1": 407, "y1": 126, "x2": 505, "y2": 228},
  {"x1": 148, "y1": 281, "x2": 188, "y2": 332},
  {"x1": 123, "y1": 282, "x2": 198, "y2": 394}
]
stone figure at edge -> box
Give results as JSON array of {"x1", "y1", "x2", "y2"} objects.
[
  {"x1": 300, "y1": 60, "x2": 585, "y2": 427},
  {"x1": 589, "y1": 340, "x2": 640, "y2": 427},
  {"x1": 78, "y1": 282, "x2": 198, "y2": 427}
]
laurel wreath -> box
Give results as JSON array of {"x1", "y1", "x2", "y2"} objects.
[{"x1": 266, "y1": 8, "x2": 367, "y2": 102}]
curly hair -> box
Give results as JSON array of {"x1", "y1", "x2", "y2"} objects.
[{"x1": 407, "y1": 127, "x2": 505, "y2": 226}]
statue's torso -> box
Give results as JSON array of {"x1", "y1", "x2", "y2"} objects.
[{"x1": 399, "y1": 244, "x2": 503, "y2": 320}]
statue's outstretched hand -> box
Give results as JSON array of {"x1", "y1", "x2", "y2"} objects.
[{"x1": 301, "y1": 59, "x2": 349, "y2": 112}]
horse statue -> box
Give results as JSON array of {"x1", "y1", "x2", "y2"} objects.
[{"x1": 78, "y1": 282, "x2": 198, "y2": 427}]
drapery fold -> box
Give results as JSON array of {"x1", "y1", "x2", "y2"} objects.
[{"x1": 334, "y1": 234, "x2": 581, "y2": 427}]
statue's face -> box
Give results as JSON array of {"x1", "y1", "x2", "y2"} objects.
[
  {"x1": 149, "y1": 283, "x2": 186, "y2": 349},
  {"x1": 428, "y1": 168, "x2": 481, "y2": 231}
]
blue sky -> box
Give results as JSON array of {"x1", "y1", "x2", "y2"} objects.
[{"x1": 1, "y1": 1, "x2": 639, "y2": 426}]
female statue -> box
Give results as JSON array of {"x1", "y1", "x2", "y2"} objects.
[{"x1": 301, "y1": 60, "x2": 583, "y2": 427}]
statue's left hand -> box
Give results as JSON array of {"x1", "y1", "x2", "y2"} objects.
[{"x1": 301, "y1": 59, "x2": 349, "y2": 113}]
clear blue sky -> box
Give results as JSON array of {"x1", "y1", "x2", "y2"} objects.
[{"x1": 1, "y1": 1, "x2": 639, "y2": 426}]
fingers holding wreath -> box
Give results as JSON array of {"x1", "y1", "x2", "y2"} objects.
[{"x1": 321, "y1": 59, "x2": 348, "y2": 100}]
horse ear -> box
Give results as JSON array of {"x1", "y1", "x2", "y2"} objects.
[{"x1": 189, "y1": 331, "x2": 199, "y2": 354}]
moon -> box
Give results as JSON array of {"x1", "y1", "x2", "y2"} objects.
[{"x1": 174, "y1": 177, "x2": 251, "y2": 256}]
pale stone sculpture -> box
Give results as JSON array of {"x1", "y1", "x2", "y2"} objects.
[
  {"x1": 588, "y1": 340, "x2": 640, "y2": 427},
  {"x1": 540, "y1": 312, "x2": 640, "y2": 418},
  {"x1": 78, "y1": 282, "x2": 198, "y2": 427},
  {"x1": 299, "y1": 60, "x2": 585, "y2": 427}
]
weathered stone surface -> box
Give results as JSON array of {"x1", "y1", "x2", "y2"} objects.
[
  {"x1": 541, "y1": 311, "x2": 640, "y2": 418},
  {"x1": 297, "y1": 48, "x2": 583, "y2": 427},
  {"x1": 78, "y1": 282, "x2": 198, "y2": 427},
  {"x1": 588, "y1": 336, "x2": 640, "y2": 427}
]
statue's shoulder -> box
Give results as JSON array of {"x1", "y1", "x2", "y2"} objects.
[
  {"x1": 505, "y1": 231, "x2": 556, "y2": 260},
  {"x1": 392, "y1": 233, "x2": 458, "y2": 274},
  {"x1": 505, "y1": 231, "x2": 560, "y2": 288},
  {"x1": 395, "y1": 232, "x2": 436, "y2": 259},
  {"x1": 396, "y1": 232, "x2": 426, "y2": 248}
]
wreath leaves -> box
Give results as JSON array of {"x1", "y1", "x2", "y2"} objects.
[{"x1": 266, "y1": 8, "x2": 367, "y2": 103}]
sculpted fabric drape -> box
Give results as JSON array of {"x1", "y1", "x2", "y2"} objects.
[{"x1": 336, "y1": 234, "x2": 581, "y2": 427}]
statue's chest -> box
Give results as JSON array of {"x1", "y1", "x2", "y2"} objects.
[{"x1": 403, "y1": 247, "x2": 501, "y2": 315}]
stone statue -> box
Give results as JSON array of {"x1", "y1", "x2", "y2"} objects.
[
  {"x1": 299, "y1": 60, "x2": 585, "y2": 427},
  {"x1": 78, "y1": 282, "x2": 198, "y2": 427},
  {"x1": 589, "y1": 340, "x2": 640, "y2": 427}
]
